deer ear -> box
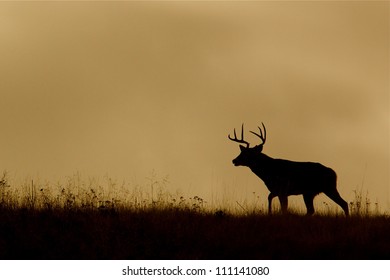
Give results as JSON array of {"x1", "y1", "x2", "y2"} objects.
[
  {"x1": 255, "y1": 144, "x2": 263, "y2": 152},
  {"x1": 239, "y1": 145, "x2": 246, "y2": 152}
]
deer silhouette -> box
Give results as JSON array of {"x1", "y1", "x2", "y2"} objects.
[{"x1": 228, "y1": 123, "x2": 349, "y2": 216}]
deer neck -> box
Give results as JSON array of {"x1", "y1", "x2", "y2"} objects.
[{"x1": 247, "y1": 153, "x2": 274, "y2": 180}]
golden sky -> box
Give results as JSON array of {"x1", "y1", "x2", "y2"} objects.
[{"x1": 0, "y1": 1, "x2": 388, "y2": 210}]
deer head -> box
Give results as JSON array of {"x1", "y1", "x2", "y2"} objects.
[{"x1": 228, "y1": 123, "x2": 266, "y2": 166}]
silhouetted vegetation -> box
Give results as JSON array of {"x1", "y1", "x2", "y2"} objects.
[{"x1": 0, "y1": 172, "x2": 389, "y2": 259}]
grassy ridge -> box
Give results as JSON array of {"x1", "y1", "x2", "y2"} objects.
[
  {"x1": 1, "y1": 207, "x2": 390, "y2": 260},
  {"x1": 1, "y1": 172, "x2": 389, "y2": 260}
]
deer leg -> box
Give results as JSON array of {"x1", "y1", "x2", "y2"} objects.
[
  {"x1": 268, "y1": 193, "x2": 276, "y2": 214},
  {"x1": 303, "y1": 194, "x2": 315, "y2": 216},
  {"x1": 278, "y1": 195, "x2": 288, "y2": 214},
  {"x1": 325, "y1": 190, "x2": 349, "y2": 216}
]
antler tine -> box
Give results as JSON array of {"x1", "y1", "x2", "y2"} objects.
[
  {"x1": 241, "y1": 123, "x2": 244, "y2": 141},
  {"x1": 261, "y1": 122, "x2": 266, "y2": 143},
  {"x1": 249, "y1": 129, "x2": 262, "y2": 140},
  {"x1": 250, "y1": 122, "x2": 267, "y2": 145},
  {"x1": 228, "y1": 123, "x2": 250, "y2": 148}
]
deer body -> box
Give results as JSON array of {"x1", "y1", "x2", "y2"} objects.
[{"x1": 229, "y1": 124, "x2": 349, "y2": 216}]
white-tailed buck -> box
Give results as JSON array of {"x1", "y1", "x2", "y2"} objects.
[{"x1": 228, "y1": 123, "x2": 349, "y2": 216}]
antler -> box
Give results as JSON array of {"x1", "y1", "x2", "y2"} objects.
[
  {"x1": 228, "y1": 123, "x2": 250, "y2": 148},
  {"x1": 250, "y1": 122, "x2": 267, "y2": 145}
]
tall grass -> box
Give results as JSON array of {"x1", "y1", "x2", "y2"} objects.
[
  {"x1": 0, "y1": 171, "x2": 210, "y2": 213},
  {"x1": 0, "y1": 170, "x2": 383, "y2": 217},
  {"x1": 1, "y1": 171, "x2": 390, "y2": 259}
]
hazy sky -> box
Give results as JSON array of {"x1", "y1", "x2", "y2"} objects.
[{"x1": 0, "y1": 1, "x2": 388, "y2": 210}]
